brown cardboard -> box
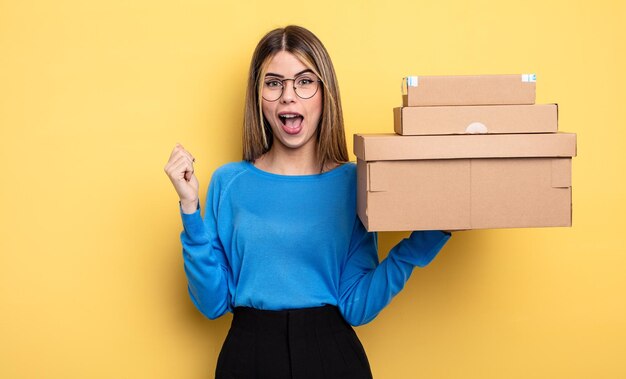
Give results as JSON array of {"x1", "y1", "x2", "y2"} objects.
[
  {"x1": 402, "y1": 74, "x2": 536, "y2": 106},
  {"x1": 354, "y1": 133, "x2": 577, "y2": 161},
  {"x1": 394, "y1": 104, "x2": 558, "y2": 135},
  {"x1": 354, "y1": 133, "x2": 576, "y2": 231}
]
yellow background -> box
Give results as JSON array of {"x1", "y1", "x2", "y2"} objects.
[{"x1": 1, "y1": 0, "x2": 624, "y2": 377}]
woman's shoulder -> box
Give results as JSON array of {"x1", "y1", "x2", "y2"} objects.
[
  {"x1": 209, "y1": 161, "x2": 251, "y2": 187},
  {"x1": 319, "y1": 161, "x2": 356, "y2": 183},
  {"x1": 333, "y1": 161, "x2": 356, "y2": 177},
  {"x1": 325, "y1": 160, "x2": 355, "y2": 172},
  {"x1": 341, "y1": 161, "x2": 356, "y2": 171},
  {"x1": 213, "y1": 160, "x2": 248, "y2": 175}
]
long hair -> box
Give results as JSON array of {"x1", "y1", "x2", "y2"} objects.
[{"x1": 242, "y1": 25, "x2": 348, "y2": 171}]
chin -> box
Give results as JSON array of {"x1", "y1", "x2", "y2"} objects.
[
  {"x1": 276, "y1": 133, "x2": 317, "y2": 151},
  {"x1": 280, "y1": 139, "x2": 309, "y2": 150}
]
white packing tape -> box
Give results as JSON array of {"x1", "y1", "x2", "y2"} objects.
[{"x1": 466, "y1": 122, "x2": 488, "y2": 134}]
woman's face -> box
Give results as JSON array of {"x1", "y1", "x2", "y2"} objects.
[{"x1": 261, "y1": 51, "x2": 323, "y2": 154}]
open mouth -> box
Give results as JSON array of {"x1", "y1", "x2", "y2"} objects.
[
  {"x1": 278, "y1": 113, "x2": 304, "y2": 135},
  {"x1": 279, "y1": 113, "x2": 304, "y2": 126}
]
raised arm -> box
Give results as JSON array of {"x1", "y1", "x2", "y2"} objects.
[{"x1": 165, "y1": 144, "x2": 231, "y2": 319}]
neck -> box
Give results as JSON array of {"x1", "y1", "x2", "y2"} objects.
[{"x1": 255, "y1": 141, "x2": 321, "y2": 175}]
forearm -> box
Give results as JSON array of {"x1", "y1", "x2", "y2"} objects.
[
  {"x1": 339, "y1": 254, "x2": 415, "y2": 326},
  {"x1": 339, "y1": 230, "x2": 450, "y2": 326},
  {"x1": 180, "y1": 205, "x2": 231, "y2": 319},
  {"x1": 181, "y1": 239, "x2": 231, "y2": 319}
]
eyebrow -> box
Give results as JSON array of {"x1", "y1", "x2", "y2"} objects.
[{"x1": 265, "y1": 69, "x2": 314, "y2": 78}]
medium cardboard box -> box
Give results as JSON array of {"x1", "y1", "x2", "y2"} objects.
[
  {"x1": 394, "y1": 104, "x2": 558, "y2": 135},
  {"x1": 354, "y1": 133, "x2": 577, "y2": 231},
  {"x1": 402, "y1": 74, "x2": 536, "y2": 107}
]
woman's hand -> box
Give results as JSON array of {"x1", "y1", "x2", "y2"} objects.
[{"x1": 164, "y1": 143, "x2": 199, "y2": 213}]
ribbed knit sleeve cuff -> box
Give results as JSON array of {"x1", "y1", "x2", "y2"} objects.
[
  {"x1": 180, "y1": 201, "x2": 207, "y2": 243},
  {"x1": 396, "y1": 230, "x2": 451, "y2": 268}
]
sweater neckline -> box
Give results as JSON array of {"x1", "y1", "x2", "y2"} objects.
[{"x1": 242, "y1": 160, "x2": 351, "y2": 180}]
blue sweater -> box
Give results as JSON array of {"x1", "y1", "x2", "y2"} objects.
[{"x1": 180, "y1": 161, "x2": 450, "y2": 326}]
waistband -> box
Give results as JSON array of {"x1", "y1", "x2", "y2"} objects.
[{"x1": 231, "y1": 305, "x2": 351, "y2": 336}]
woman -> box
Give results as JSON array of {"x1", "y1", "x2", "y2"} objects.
[{"x1": 164, "y1": 25, "x2": 451, "y2": 379}]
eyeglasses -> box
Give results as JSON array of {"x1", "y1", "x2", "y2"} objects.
[{"x1": 262, "y1": 74, "x2": 322, "y2": 102}]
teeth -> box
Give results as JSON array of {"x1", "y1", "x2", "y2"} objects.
[{"x1": 280, "y1": 114, "x2": 300, "y2": 118}]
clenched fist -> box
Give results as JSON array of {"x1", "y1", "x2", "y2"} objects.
[{"x1": 164, "y1": 143, "x2": 199, "y2": 214}]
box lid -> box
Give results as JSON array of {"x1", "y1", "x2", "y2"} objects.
[
  {"x1": 402, "y1": 74, "x2": 536, "y2": 106},
  {"x1": 354, "y1": 133, "x2": 577, "y2": 161}
]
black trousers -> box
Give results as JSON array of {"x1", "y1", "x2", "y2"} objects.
[{"x1": 215, "y1": 305, "x2": 373, "y2": 379}]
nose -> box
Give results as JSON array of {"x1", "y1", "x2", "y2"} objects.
[{"x1": 280, "y1": 79, "x2": 297, "y2": 103}]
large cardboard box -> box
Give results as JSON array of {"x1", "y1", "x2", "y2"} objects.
[
  {"x1": 394, "y1": 104, "x2": 558, "y2": 135},
  {"x1": 354, "y1": 133, "x2": 577, "y2": 231},
  {"x1": 402, "y1": 74, "x2": 536, "y2": 107}
]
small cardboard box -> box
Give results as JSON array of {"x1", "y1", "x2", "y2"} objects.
[
  {"x1": 394, "y1": 104, "x2": 558, "y2": 136},
  {"x1": 402, "y1": 74, "x2": 536, "y2": 107},
  {"x1": 354, "y1": 133, "x2": 577, "y2": 231}
]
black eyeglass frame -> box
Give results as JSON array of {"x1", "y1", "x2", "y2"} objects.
[{"x1": 261, "y1": 77, "x2": 322, "y2": 102}]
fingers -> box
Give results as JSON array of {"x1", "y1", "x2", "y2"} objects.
[
  {"x1": 164, "y1": 144, "x2": 200, "y2": 203},
  {"x1": 165, "y1": 143, "x2": 196, "y2": 178},
  {"x1": 168, "y1": 143, "x2": 196, "y2": 164},
  {"x1": 184, "y1": 168, "x2": 194, "y2": 182},
  {"x1": 167, "y1": 154, "x2": 195, "y2": 182},
  {"x1": 176, "y1": 143, "x2": 196, "y2": 163}
]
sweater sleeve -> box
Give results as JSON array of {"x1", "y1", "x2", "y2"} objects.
[
  {"x1": 179, "y1": 175, "x2": 232, "y2": 319},
  {"x1": 338, "y1": 216, "x2": 451, "y2": 326}
]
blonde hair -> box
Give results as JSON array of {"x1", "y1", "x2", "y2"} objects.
[{"x1": 242, "y1": 25, "x2": 348, "y2": 171}]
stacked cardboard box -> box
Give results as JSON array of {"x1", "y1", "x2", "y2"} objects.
[{"x1": 355, "y1": 74, "x2": 577, "y2": 231}]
